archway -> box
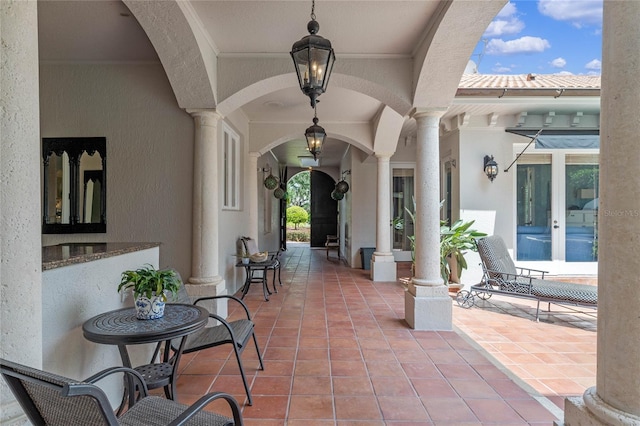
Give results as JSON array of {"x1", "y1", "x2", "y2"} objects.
[{"x1": 310, "y1": 170, "x2": 338, "y2": 248}]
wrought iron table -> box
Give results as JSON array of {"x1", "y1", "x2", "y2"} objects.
[
  {"x1": 236, "y1": 259, "x2": 277, "y2": 301},
  {"x1": 82, "y1": 303, "x2": 208, "y2": 411}
]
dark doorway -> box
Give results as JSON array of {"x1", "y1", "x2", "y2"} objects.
[{"x1": 310, "y1": 170, "x2": 338, "y2": 247}]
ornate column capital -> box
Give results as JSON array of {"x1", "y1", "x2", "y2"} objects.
[
  {"x1": 410, "y1": 107, "x2": 448, "y2": 120},
  {"x1": 248, "y1": 151, "x2": 261, "y2": 159},
  {"x1": 186, "y1": 109, "x2": 222, "y2": 126},
  {"x1": 374, "y1": 152, "x2": 394, "y2": 160}
]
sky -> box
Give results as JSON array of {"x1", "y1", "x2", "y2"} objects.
[{"x1": 470, "y1": 0, "x2": 602, "y2": 75}]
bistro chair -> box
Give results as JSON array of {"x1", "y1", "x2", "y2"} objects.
[
  {"x1": 168, "y1": 273, "x2": 265, "y2": 406},
  {"x1": 0, "y1": 357, "x2": 243, "y2": 426}
]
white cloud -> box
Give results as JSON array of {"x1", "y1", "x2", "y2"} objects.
[
  {"x1": 551, "y1": 57, "x2": 567, "y2": 68},
  {"x1": 484, "y1": 2, "x2": 524, "y2": 38},
  {"x1": 496, "y1": 2, "x2": 517, "y2": 18},
  {"x1": 484, "y1": 18, "x2": 525, "y2": 38},
  {"x1": 538, "y1": 0, "x2": 602, "y2": 28},
  {"x1": 555, "y1": 71, "x2": 574, "y2": 76},
  {"x1": 493, "y1": 65, "x2": 513, "y2": 73},
  {"x1": 585, "y1": 59, "x2": 601, "y2": 70},
  {"x1": 485, "y1": 36, "x2": 551, "y2": 55}
]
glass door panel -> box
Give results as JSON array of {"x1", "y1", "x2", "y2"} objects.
[
  {"x1": 565, "y1": 154, "x2": 599, "y2": 261},
  {"x1": 516, "y1": 154, "x2": 552, "y2": 260},
  {"x1": 392, "y1": 168, "x2": 414, "y2": 251}
]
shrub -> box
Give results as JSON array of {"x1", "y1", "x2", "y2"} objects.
[
  {"x1": 286, "y1": 206, "x2": 309, "y2": 229},
  {"x1": 287, "y1": 231, "x2": 310, "y2": 242}
]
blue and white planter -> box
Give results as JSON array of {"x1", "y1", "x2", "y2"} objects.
[{"x1": 135, "y1": 294, "x2": 166, "y2": 320}]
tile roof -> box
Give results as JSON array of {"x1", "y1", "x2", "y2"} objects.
[{"x1": 459, "y1": 74, "x2": 601, "y2": 89}]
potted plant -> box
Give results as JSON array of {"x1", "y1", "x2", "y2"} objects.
[
  {"x1": 405, "y1": 199, "x2": 486, "y2": 285},
  {"x1": 118, "y1": 265, "x2": 181, "y2": 320}
]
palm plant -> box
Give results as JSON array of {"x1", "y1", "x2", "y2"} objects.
[{"x1": 405, "y1": 199, "x2": 486, "y2": 283}]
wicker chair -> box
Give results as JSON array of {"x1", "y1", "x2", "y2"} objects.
[
  {"x1": 168, "y1": 275, "x2": 264, "y2": 406},
  {"x1": 456, "y1": 235, "x2": 598, "y2": 321},
  {"x1": 0, "y1": 357, "x2": 243, "y2": 426}
]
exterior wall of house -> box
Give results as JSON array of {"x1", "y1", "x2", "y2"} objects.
[
  {"x1": 458, "y1": 122, "x2": 517, "y2": 246},
  {"x1": 39, "y1": 63, "x2": 251, "y2": 293},
  {"x1": 40, "y1": 63, "x2": 194, "y2": 278},
  {"x1": 347, "y1": 151, "x2": 377, "y2": 267}
]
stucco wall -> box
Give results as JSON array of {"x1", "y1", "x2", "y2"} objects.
[
  {"x1": 42, "y1": 247, "x2": 159, "y2": 407},
  {"x1": 458, "y1": 125, "x2": 517, "y2": 246},
  {"x1": 40, "y1": 63, "x2": 195, "y2": 280},
  {"x1": 348, "y1": 151, "x2": 377, "y2": 267}
]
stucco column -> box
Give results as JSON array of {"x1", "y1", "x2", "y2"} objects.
[
  {"x1": 371, "y1": 152, "x2": 397, "y2": 282},
  {"x1": 185, "y1": 110, "x2": 226, "y2": 314},
  {"x1": 405, "y1": 109, "x2": 451, "y2": 330},
  {"x1": 563, "y1": 2, "x2": 640, "y2": 424},
  {"x1": 247, "y1": 152, "x2": 260, "y2": 241},
  {"x1": 1, "y1": 1, "x2": 43, "y2": 423}
]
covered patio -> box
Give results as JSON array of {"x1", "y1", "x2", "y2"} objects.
[{"x1": 172, "y1": 243, "x2": 595, "y2": 424}]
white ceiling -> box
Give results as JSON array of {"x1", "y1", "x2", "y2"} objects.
[{"x1": 39, "y1": 0, "x2": 428, "y2": 167}]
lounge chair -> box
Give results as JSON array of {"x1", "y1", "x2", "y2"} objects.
[
  {"x1": 456, "y1": 235, "x2": 598, "y2": 321},
  {"x1": 0, "y1": 357, "x2": 243, "y2": 426}
]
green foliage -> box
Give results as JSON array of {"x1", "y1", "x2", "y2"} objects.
[
  {"x1": 405, "y1": 199, "x2": 486, "y2": 283},
  {"x1": 286, "y1": 205, "x2": 309, "y2": 229},
  {"x1": 287, "y1": 231, "x2": 310, "y2": 242},
  {"x1": 118, "y1": 264, "x2": 180, "y2": 301},
  {"x1": 287, "y1": 171, "x2": 311, "y2": 213},
  {"x1": 440, "y1": 220, "x2": 486, "y2": 283}
]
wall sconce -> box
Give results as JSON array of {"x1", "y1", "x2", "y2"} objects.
[{"x1": 483, "y1": 155, "x2": 498, "y2": 182}]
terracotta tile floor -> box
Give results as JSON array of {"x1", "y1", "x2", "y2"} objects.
[{"x1": 173, "y1": 243, "x2": 597, "y2": 425}]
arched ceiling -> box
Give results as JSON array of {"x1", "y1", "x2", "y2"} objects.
[{"x1": 37, "y1": 0, "x2": 504, "y2": 168}]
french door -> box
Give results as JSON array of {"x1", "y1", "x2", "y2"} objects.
[{"x1": 516, "y1": 150, "x2": 599, "y2": 262}]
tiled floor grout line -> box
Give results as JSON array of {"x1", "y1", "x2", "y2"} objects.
[
  {"x1": 174, "y1": 243, "x2": 595, "y2": 424},
  {"x1": 452, "y1": 323, "x2": 565, "y2": 421}
]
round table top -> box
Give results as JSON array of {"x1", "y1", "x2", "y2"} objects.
[{"x1": 83, "y1": 303, "x2": 209, "y2": 345}]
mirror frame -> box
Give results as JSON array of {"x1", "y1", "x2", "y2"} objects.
[{"x1": 42, "y1": 137, "x2": 107, "y2": 234}]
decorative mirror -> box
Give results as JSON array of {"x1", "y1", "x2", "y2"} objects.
[{"x1": 42, "y1": 137, "x2": 106, "y2": 234}]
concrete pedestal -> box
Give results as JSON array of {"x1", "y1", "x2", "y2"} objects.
[
  {"x1": 371, "y1": 254, "x2": 397, "y2": 281},
  {"x1": 404, "y1": 283, "x2": 452, "y2": 330}
]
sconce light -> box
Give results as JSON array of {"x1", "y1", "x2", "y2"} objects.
[{"x1": 483, "y1": 155, "x2": 498, "y2": 182}]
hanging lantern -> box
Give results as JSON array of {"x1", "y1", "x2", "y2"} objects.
[
  {"x1": 274, "y1": 187, "x2": 286, "y2": 199},
  {"x1": 305, "y1": 107, "x2": 326, "y2": 160},
  {"x1": 331, "y1": 189, "x2": 344, "y2": 201},
  {"x1": 264, "y1": 173, "x2": 279, "y2": 190},
  {"x1": 335, "y1": 180, "x2": 349, "y2": 194},
  {"x1": 290, "y1": 0, "x2": 336, "y2": 108}
]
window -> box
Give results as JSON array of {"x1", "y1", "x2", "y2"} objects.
[
  {"x1": 392, "y1": 168, "x2": 414, "y2": 252},
  {"x1": 223, "y1": 125, "x2": 240, "y2": 210}
]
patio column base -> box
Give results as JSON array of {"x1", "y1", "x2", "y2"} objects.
[
  {"x1": 560, "y1": 388, "x2": 640, "y2": 426},
  {"x1": 404, "y1": 284, "x2": 452, "y2": 330},
  {"x1": 371, "y1": 253, "x2": 396, "y2": 282},
  {"x1": 185, "y1": 279, "x2": 227, "y2": 321}
]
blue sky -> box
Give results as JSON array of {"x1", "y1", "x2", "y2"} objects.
[{"x1": 470, "y1": 0, "x2": 602, "y2": 75}]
